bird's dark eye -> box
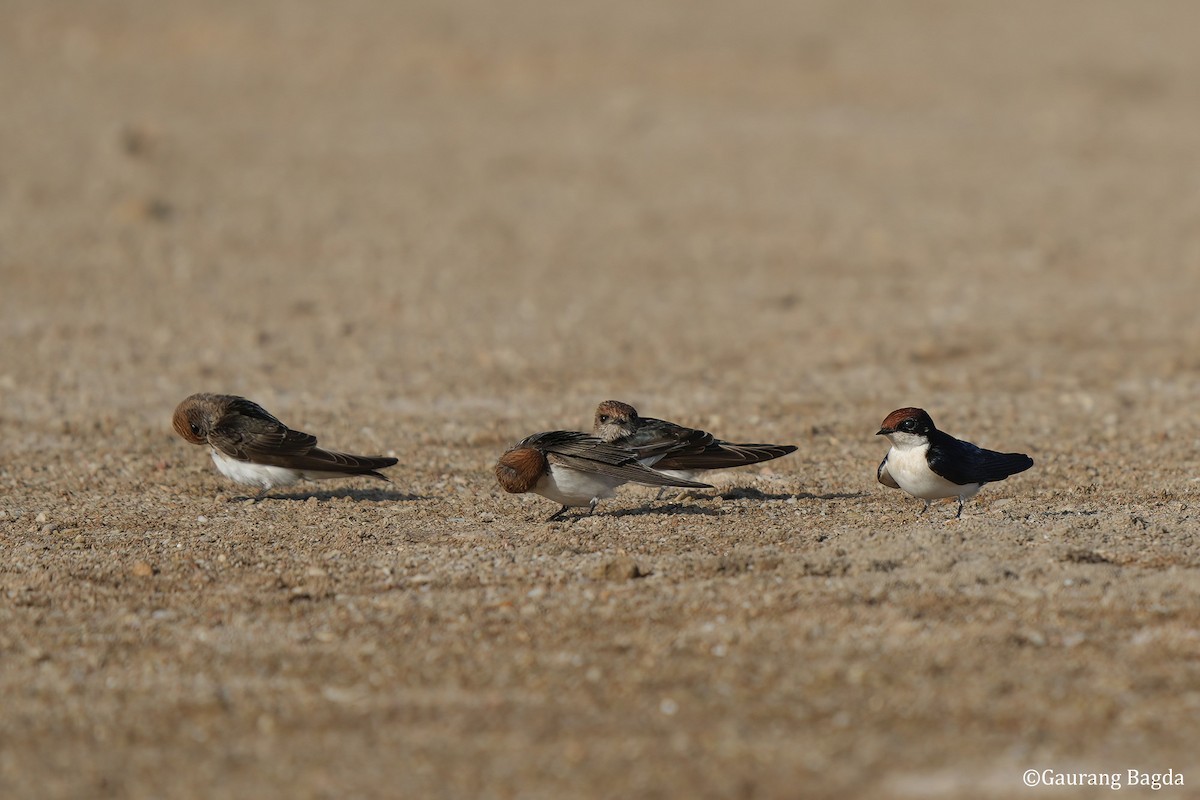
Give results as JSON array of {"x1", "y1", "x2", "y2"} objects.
[
  {"x1": 599, "y1": 415, "x2": 609, "y2": 423},
  {"x1": 189, "y1": 423, "x2": 202, "y2": 436},
  {"x1": 901, "y1": 419, "x2": 916, "y2": 431}
]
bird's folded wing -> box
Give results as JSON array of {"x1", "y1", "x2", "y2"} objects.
[
  {"x1": 928, "y1": 434, "x2": 1033, "y2": 484},
  {"x1": 620, "y1": 418, "x2": 716, "y2": 462},
  {"x1": 546, "y1": 451, "x2": 711, "y2": 488},
  {"x1": 212, "y1": 417, "x2": 318, "y2": 460},
  {"x1": 280, "y1": 448, "x2": 398, "y2": 473},
  {"x1": 210, "y1": 399, "x2": 322, "y2": 464},
  {"x1": 512, "y1": 429, "x2": 713, "y2": 487},
  {"x1": 654, "y1": 441, "x2": 797, "y2": 471}
]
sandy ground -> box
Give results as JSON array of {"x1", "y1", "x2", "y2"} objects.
[{"x1": 3, "y1": 1, "x2": 1200, "y2": 798}]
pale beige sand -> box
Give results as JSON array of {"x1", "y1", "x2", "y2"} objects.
[{"x1": 2, "y1": 1, "x2": 1199, "y2": 797}]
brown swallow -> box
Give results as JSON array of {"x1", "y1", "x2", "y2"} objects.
[
  {"x1": 495, "y1": 430, "x2": 711, "y2": 521},
  {"x1": 172, "y1": 393, "x2": 397, "y2": 498},
  {"x1": 592, "y1": 400, "x2": 797, "y2": 493}
]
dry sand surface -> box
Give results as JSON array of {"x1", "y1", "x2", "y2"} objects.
[{"x1": 3, "y1": 1, "x2": 1200, "y2": 798}]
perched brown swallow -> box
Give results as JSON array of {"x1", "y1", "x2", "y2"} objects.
[
  {"x1": 592, "y1": 400, "x2": 797, "y2": 493},
  {"x1": 172, "y1": 393, "x2": 397, "y2": 498},
  {"x1": 495, "y1": 430, "x2": 712, "y2": 521},
  {"x1": 876, "y1": 407, "x2": 1033, "y2": 518}
]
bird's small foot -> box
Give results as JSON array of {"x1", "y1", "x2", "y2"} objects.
[{"x1": 545, "y1": 506, "x2": 572, "y2": 523}]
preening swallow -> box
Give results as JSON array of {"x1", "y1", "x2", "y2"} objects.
[
  {"x1": 172, "y1": 393, "x2": 397, "y2": 498},
  {"x1": 875, "y1": 407, "x2": 1033, "y2": 518},
  {"x1": 494, "y1": 430, "x2": 712, "y2": 522},
  {"x1": 592, "y1": 400, "x2": 797, "y2": 491}
]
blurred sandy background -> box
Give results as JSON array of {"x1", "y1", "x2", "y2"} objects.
[{"x1": 2, "y1": 1, "x2": 1199, "y2": 797}]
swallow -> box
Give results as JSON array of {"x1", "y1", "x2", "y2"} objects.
[
  {"x1": 494, "y1": 430, "x2": 712, "y2": 521},
  {"x1": 875, "y1": 407, "x2": 1033, "y2": 518},
  {"x1": 172, "y1": 393, "x2": 397, "y2": 498},
  {"x1": 592, "y1": 400, "x2": 797, "y2": 493}
]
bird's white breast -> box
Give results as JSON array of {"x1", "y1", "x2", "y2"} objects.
[
  {"x1": 534, "y1": 464, "x2": 623, "y2": 507},
  {"x1": 883, "y1": 437, "x2": 980, "y2": 501},
  {"x1": 210, "y1": 449, "x2": 303, "y2": 490}
]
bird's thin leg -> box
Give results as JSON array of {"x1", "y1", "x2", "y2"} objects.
[
  {"x1": 654, "y1": 487, "x2": 668, "y2": 501},
  {"x1": 546, "y1": 505, "x2": 570, "y2": 523},
  {"x1": 955, "y1": 498, "x2": 964, "y2": 519},
  {"x1": 587, "y1": 499, "x2": 598, "y2": 516},
  {"x1": 254, "y1": 487, "x2": 272, "y2": 502},
  {"x1": 919, "y1": 500, "x2": 930, "y2": 516}
]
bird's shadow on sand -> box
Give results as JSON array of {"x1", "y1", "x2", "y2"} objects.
[
  {"x1": 718, "y1": 488, "x2": 870, "y2": 502},
  {"x1": 552, "y1": 489, "x2": 873, "y2": 521},
  {"x1": 606, "y1": 502, "x2": 723, "y2": 519},
  {"x1": 234, "y1": 488, "x2": 424, "y2": 503}
]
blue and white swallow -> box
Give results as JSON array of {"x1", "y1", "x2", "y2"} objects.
[{"x1": 875, "y1": 407, "x2": 1033, "y2": 518}]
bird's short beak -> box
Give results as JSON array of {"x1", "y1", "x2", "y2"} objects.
[{"x1": 875, "y1": 429, "x2": 890, "y2": 436}]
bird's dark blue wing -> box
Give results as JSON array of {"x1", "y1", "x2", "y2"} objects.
[{"x1": 926, "y1": 431, "x2": 1033, "y2": 486}]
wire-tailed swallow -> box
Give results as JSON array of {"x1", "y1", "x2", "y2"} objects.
[
  {"x1": 875, "y1": 407, "x2": 1033, "y2": 518},
  {"x1": 172, "y1": 393, "x2": 397, "y2": 497},
  {"x1": 494, "y1": 430, "x2": 712, "y2": 521},
  {"x1": 592, "y1": 400, "x2": 797, "y2": 491}
]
